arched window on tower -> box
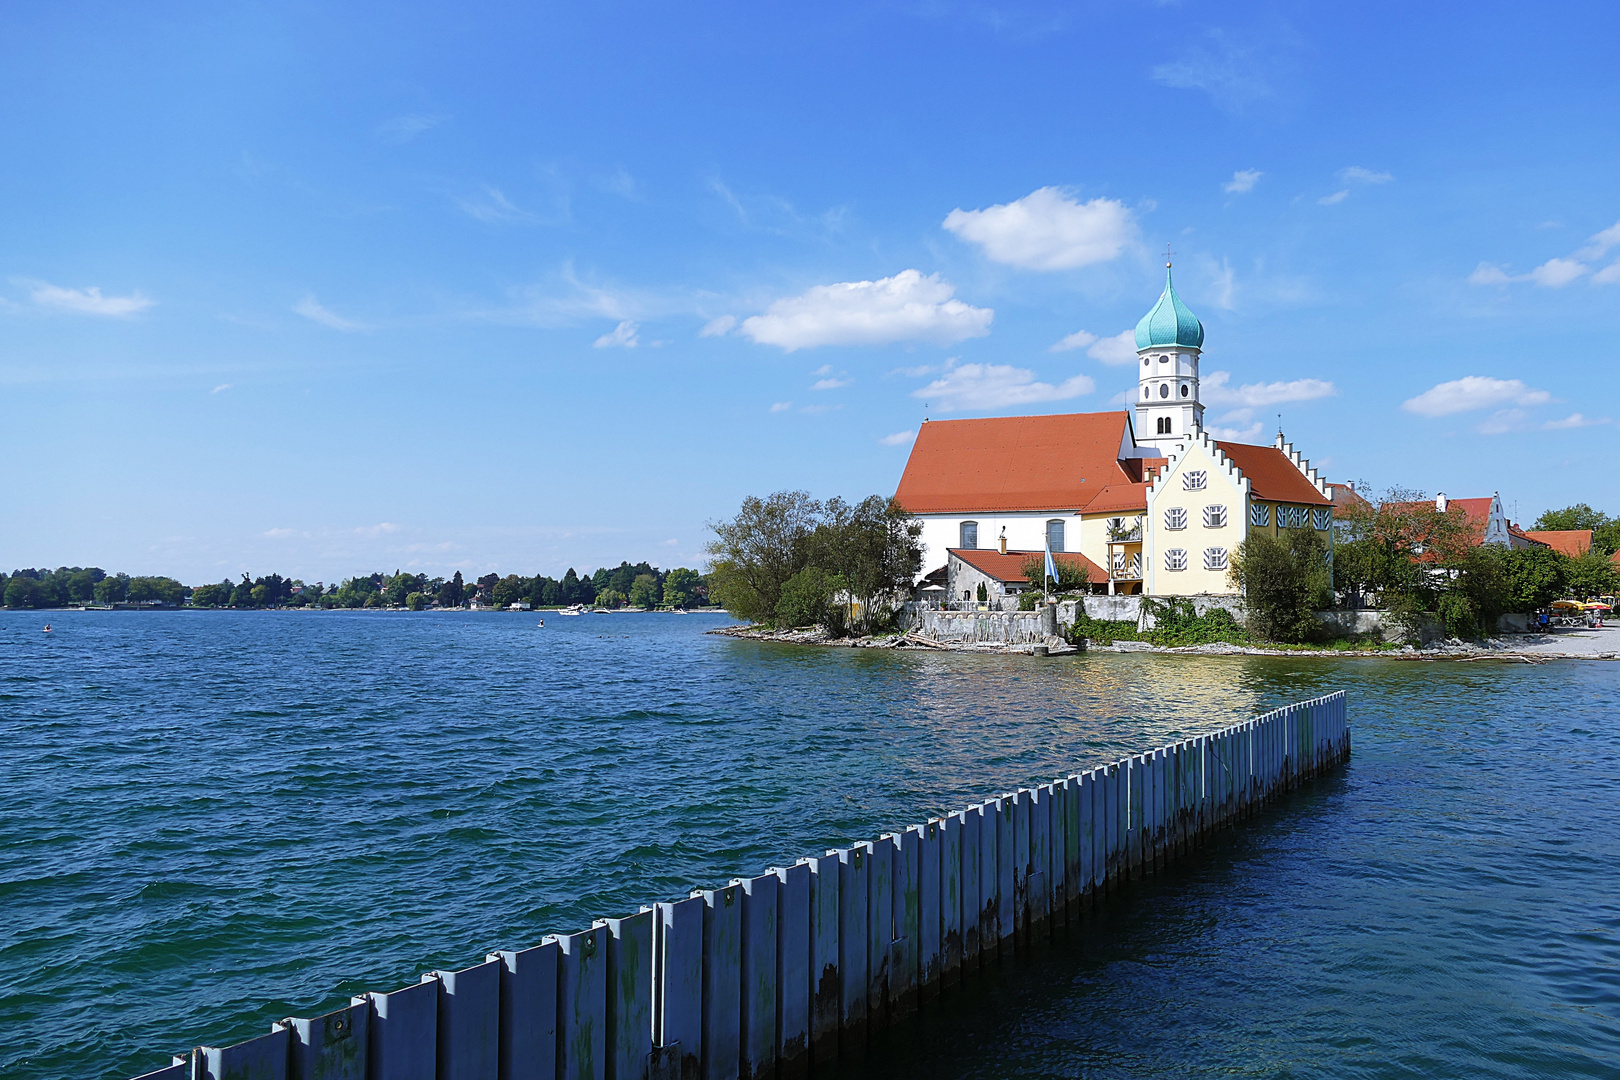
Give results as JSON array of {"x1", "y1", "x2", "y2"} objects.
[{"x1": 1157, "y1": 417, "x2": 1172, "y2": 435}]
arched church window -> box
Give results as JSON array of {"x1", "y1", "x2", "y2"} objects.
[
  {"x1": 1159, "y1": 383, "x2": 1169, "y2": 398},
  {"x1": 960, "y1": 521, "x2": 978, "y2": 549},
  {"x1": 1156, "y1": 417, "x2": 1171, "y2": 434},
  {"x1": 1046, "y1": 519, "x2": 1065, "y2": 552}
]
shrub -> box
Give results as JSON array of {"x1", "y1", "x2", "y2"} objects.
[
  {"x1": 1229, "y1": 529, "x2": 1332, "y2": 643},
  {"x1": 1144, "y1": 598, "x2": 1249, "y2": 646},
  {"x1": 775, "y1": 567, "x2": 844, "y2": 631}
]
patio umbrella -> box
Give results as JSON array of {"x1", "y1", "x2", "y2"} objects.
[
  {"x1": 1551, "y1": 599, "x2": 1584, "y2": 609},
  {"x1": 1583, "y1": 602, "x2": 1612, "y2": 611}
]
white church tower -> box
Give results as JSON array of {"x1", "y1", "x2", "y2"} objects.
[{"x1": 1134, "y1": 261, "x2": 1205, "y2": 452}]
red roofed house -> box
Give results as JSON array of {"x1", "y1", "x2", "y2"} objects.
[
  {"x1": 893, "y1": 264, "x2": 1335, "y2": 598},
  {"x1": 945, "y1": 547, "x2": 1108, "y2": 606},
  {"x1": 1383, "y1": 492, "x2": 1546, "y2": 550},
  {"x1": 1522, "y1": 529, "x2": 1593, "y2": 558}
]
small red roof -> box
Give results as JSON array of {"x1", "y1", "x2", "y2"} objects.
[
  {"x1": 949, "y1": 547, "x2": 1108, "y2": 585},
  {"x1": 1214, "y1": 441, "x2": 1330, "y2": 505},
  {"x1": 895, "y1": 412, "x2": 1137, "y2": 514},
  {"x1": 1327, "y1": 482, "x2": 1372, "y2": 513},
  {"x1": 1523, "y1": 530, "x2": 1593, "y2": 557}
]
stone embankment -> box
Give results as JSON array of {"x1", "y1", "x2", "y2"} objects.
[{"x1": 706, "y1": 624, "x2": 1079, "y2": 655}]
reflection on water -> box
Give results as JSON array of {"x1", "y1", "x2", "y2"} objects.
[{"x1": 1, "y1": 613, "x2": 1616, "y2": 1079}]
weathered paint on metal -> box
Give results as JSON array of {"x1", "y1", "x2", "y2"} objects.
[
  {"x1": 201, "y1": 1026, "x2": 289, "y2": 1080},
  {"x1": 1010, "y1": 790, "x2": 1031, "y2": 943},
  {"x1": 698, "y1": 885, "x2": 742, "y2": 1080},
  {"x1": 863, "y1": 839, "x2": 892, "y2": 1033},
  {"x1": 557, "y1": 926, "x2": 608, "y2": 1080},
  {"x1": 737, "y1": 874, "x2": 778, "y2": 1080},
  {"x1": 428, "y1": 958, "x2": 499, "y2": 1080},
  {"x1": 955, "y1": 809, "x2": 980, "y2": 974},
  {"x1": 939, "y1": 813, "x2": 964, "y2": 985},
  {"x1": 1059, "y1": 776, "x2": 1080, "y2": 922},
  {"x1": 994, "y1": 796, "x2": 1015, "y2": 953},
  {"x1": 773, "y1": 863, "x2": 811, "y2": 1080},
  {"x1": 917, "y1": 820, "x2": 942, "y2": 1001},
  {"x1": 285, "y1": 1001, "x2": 368, "y2": 1080},
  {"x1": 975, "y1": 801, "x2": 1001, "y2": 966},
  {"x1": 131, "y1": 1058, "x2": 191, "y2": 1080},
  {"x1": 1076, "y1": 771, "x2": 1095, "y2": 906},
  {"x1": 834, "y1": 847, "x2": 868, "y2": 1048},
  {"x1": 357, "y1": 978, "x2": 435, "y2": 1080},
  {"x1": 1125, "y1": 757, "x2": 1144, "y2": 878},
  {"x1": 801, "y1": 854, "x2": 839, "y2": 1067},
  {"x1": 490, "y1": 942, "x2": 558, "y2": 1080},
  {"x1": 888, "y1": 827, "x2": 920, "y2": 1019},
  {"x1": 1027, "y1": 786, "x2": 1051, "y2": 935},
  {"x1": 602, "y1": 911, "x2": 654, "y2": 1080},
  {"x1": 652, "y1": 898, "x2": 701, "y2": 1080}
]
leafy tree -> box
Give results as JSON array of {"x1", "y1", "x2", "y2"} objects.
[
  {"x1": 706, "y1": 491, "x2": 823, "y2": 623},
  {"x1": 1567, "y1": 550, "x2": 1620, "y2": 599},
  {"x1": 663, "y1": 568, "x2": 700, "y2": 609},
  {"x1": 436, "y1": 571, "x2": 465, "y2": 608},
  {"x1": 191, "y1": 581, "x2": 233, "y2": 607},
  {"x1": 807, "y1": 495, "x2": 922, "y2": 632},
  {"x1": 1533, "y1": 504, "x2": 1620, "y2": 555},
  {"x1": 1499, "y1": 547, "x2": 1568, "y2": 613},
  {"x1": 491, "y1": 574, "x2": 527, "y2": 608},
  {"x1": 66, "y1": 568, "x2": 105, "y2": 602},
  {"x1": 95, "y1": 573, "x2": 132, "y2": 604},
  {"x1": 405, "y1": 592, "x2": 426, "y2": 610},
  {"x1": 629, "y1": 573, "x2": 661, "y2": 609},
  {"x1": 475, "y1": 573, "x2": 500, "y2": 603},
  {"x1": 595, "y1": 588, "x2": 627, "y2": 608},
  {"x1": 1230, "y1": 528, "x2": 1333, "y2": 643},
  {"x1": 4, "y1": 575, "x2": 51, "y2": 608},
  {"x1": 1332, "y1": 487, "x2": 1475, "y2": 608},
  {"x1": 976, "y1": 581, "x2": 988, "y2": 603},
  {"x1": 1018, "y1": 555, "x2": 1091, "y2": 595},
  {"x1": 775, "y1": 567, "x2": 844, "y2": 631}
]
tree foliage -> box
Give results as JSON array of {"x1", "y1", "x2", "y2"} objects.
[
  {"x1": 1229, "y1": 528, "x2": 1333, "y2": 643},
  {"x1": 1534, "y1": 503, "x2": 1620, "y2": 555}
]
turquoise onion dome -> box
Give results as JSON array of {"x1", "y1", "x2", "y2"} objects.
[{"x1": 1134, "y1": 264, "x2": 1204, "y2": 350}]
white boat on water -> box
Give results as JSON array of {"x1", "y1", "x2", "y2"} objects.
[{"x1": 555, "y1": 604, "x2": 587, "y2": 616}]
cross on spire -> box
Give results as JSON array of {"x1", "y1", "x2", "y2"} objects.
[{"x1": 1164, "y1": 243, "x2": 1175, "y2": 267}]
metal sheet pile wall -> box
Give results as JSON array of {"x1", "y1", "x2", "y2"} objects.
[{"x1": 130, "y1": 692, "x2": 1350, "y2": 1080}]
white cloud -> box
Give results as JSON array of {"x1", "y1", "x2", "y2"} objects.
[
  {"x1": 29, "y1": 282, "x2": 152, "y2": 316},
  {"x1": 1594, "y1": 261, "x2": 1620, "y2": 285},
  {"x1": 210, "y1": 383, "x2": 231, "y2": 394},
  {"x1": 699, "y1": 314, "x2": 736, "y2": 337},
  {"x1": 1207, "y1": 257, "x2": 1236, "y2": 310},
  {"x1": 1468, "y1": 263, "x2": 1516, "y2": 286},
  {"x1": 1205, "y1": 420, "x2": 1265, "y2": 442},
  {"x1": 1151, "y1": 29, "x2": 1274, "y2": 113},
  {"x1": 263, "y1": 527, "x2": 299, "y2": 539},
  {"x1": 1049, "y1": 330, "x2": 1096, "y2": 353},
  {"x1": 1318, "y1": 190, "x2": 1348, "y2": 206},
  {"x1": 1476, "y1": 409, "x2": 1527, "y2": 436},
  {"x1": 812, "y1": 377, "x2": 850, "y2": 390},
  {"x1": 354, "y1": 522, "x2": 401, "y2": 538},
  {"x1": 1086, "y1": 330, "x2": 1138, "y2": 365},
  {"x1": 377, "y1": 112, "x2": 447, "y2": 144},
  {"x1": 294, "y1": 295, "x2": 361, "y2": 331},
  {"x1": 880, "y1": 430, "x2": 916, "y2": 446},
  {"x1": 1402, "y1": 375, "x2": 1551, "y2": 417},
  {"x1": 593, "y1": 320, "x2": 639, "y2": 348},
  {"x1": 1341, "y1": 166, "x2": 1393, "y2": 184},
  {"x1": 911, "y1": 360, "x2": 1094, "y2": 413},
  {"x1": 1529, "y1": 258, "x2": 1587, "y2": 287},
  {"x1": 455, "y1": 185, "x2": 539, "y2": 224},
  {"x1": 1201, "y1": 372, "x2": 1336, "y2": 424},
  {"x1": 943, "y1": 187, "x2": 1135, "y2": 271},
  {"x1": 1223, "y1": 169, "x2": 1263, "y2": 194},
  {"x1": 1542, "y1": 413, "x2": 1609, "y2": 430},
  {"x1": 812, "y1": 364, "x2": 833, "y2": 375},
  {"x1": 738, "y1": 269, "x2": 992, "y2": 351},
  {"x1": 1575, "y1": 220, "x2": 1620, "y2": 261},
  {"x1": 769, "y1": 401, "x2": 792, "y2": 412}
]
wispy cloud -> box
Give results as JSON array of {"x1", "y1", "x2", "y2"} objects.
[
  {"x1": 376, "y1": 112, "x2": 448, "y2": 144},
  {"x1": 294, "y1": 295, "x2": 362, "y2": 331},
  {"x1": 1205, "y1": 420, "x2": 1265, "y2": 442},
  {"x1": 1541, "y1": 412, "x2": 1609, "y2": 430},
  {"x1": 1151, "y1": 27, "x2": 1284, "y2": 114},
  {"x1": 455, "y1": 185, "x2": 541, "y2": 225},
  {"x1": 812, "y1": 377, "x2": 850, "y2": 390},
  {"x1": 1318, "y1": 190, "x2": 1348, "y2": 206},
  {"x1": 1086, "y1": 330, "x2": 1138, "y2": 365},
  {"x1": 593, "y1": 320, "x2": 639, "y2": 348},
  {"x1": 1202, "y1": 371, "x2": 1336, "y2": 424},
  {"x1": 210, "y1": 383, "x2": 231, "y2": 394},
  {"x1": 1469, "y1": 219, "x2": 1620, "y2": 289},
  {"x1": 738, "y1": 270, "x2": 992, "y2": 351},
  {"x1": 911, "y1": 359, "x2": 1094, "y2": 413},
  {"x1": 880, "y1": 430, "x2": 916, "y2": 446},
  {"x1": 1049, "y1": 330, "x2": 1096, "y2": 353},
  {"x1": 1402, "y1": 375, "x2": 1550, "y2": 417},
  {"x1": 1223, "y1": 169, "x2": 1263, "y2": 194},
  {"x1": 1340, "y1": 166, "x2": 1393, "y2": 185},
  {"x1": 944, "y1": 187, "x2": 1135, "y2": 271},
  {"x1": 699, "y1": 314, "x2": 737, "y2": 337},
  {"x1": 769, "y1": 401, "x2": 792, "y2": 413},
  {"x1": 27, "y1": 281, "x2": 153, "y2": 316}
]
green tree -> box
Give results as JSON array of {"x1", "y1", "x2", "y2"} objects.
[
  {"x1": 706, "y1": 491, "x2": 823, "y2": 623},
  {"x1": 1533, "y1": 503, "x2": 1620, "y2": 556},
  {"x1": 596, "y1": 587, "x2": 627, "y2": 608},
  {"x1": 664, "y1": 568, "x2": 702, "y2": 609},
  {"x1": 1230, "y1": 528, "x2": 1333, "y2": 643},
  {"x1": 491, "y1": 574, "x2": 527, "y2": 608},
  {"x1": 1566, "y1": 550, "x2": 1619, "y2": 599},
  {"x1": 405, "y1": 591, "x2": 426, "y2": 610},
  {"x1": 775, "y1": 566, "x2": 845, "y2": 631},
  {"x1": 808, "y1": 495, "x2": 923, "y2": 632},
  {"x1": 436, "y1": 571, "x2": 465, "y2": 607},
  {"x1": 629, "y1": 573, "x2": 661, "y2": 609},
  {"x1": 4, "y1": 576, "x2": 50, "y2": 608},
  {"x1": 1499, "y1": 547, "x2": 1568, "y2": 613}
]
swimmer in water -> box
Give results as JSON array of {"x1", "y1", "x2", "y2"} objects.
[{"x1": 43, "y1": 624, "x2": 52, "y2": 632}]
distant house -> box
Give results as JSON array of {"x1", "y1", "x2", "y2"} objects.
[
  {"x1": 1383, "y1": 492, "x2": 1545, "y2": 550},
  {"x1": 1522, "y1": 529, "x2": 1593, "y2": 558},
  {"x1": 945, "y1": 547, "x2": 1108, "y2": 607}
]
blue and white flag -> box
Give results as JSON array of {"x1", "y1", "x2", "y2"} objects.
[{"x1": 1044, "y1": 541, "x2": 1058, "y2": 587}]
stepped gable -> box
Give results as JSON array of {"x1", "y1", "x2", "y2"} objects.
[
  {"x1": 894, "y1": 411, "x2": 1137, "y2": 514},
  {"x1": 1214, "y1": 441, "x2": 1331, "y2": 504},
  {"x1": 949, "y1": 547, "x2": 1108, "y2": 585}
]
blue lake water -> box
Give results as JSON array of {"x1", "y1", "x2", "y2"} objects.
[{"x1": 0, "y1": 611, "x2": 1616, "y2": 1078}]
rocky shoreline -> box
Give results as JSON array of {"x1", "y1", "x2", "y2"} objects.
[{"x1": 707, "y1": 623, "x2": 1619, "y2": 662}]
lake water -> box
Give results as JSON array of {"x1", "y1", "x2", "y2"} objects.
[{"x1": 1, "y1": 611, "x2": 1616, "y2": 1079}]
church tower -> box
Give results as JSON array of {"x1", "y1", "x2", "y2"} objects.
[{"x1": 1134, "y1": 262, "x2": 1205, "y2": 452}]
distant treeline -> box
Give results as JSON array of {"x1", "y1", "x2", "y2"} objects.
[{"x1": 1, "y1": 562, "x2": 713, "y2": 611}]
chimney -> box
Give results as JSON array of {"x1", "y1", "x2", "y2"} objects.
[
  {"x1": 1436, "y1": 492, "x2": 1448, "y2": 513},
  {"x1": 998, "y1": 526, "x2": 1007, "y2": 555}
]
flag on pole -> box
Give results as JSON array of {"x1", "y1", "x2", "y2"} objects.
[{"x1": 1044, "y1": 539, "x2": 1058, "y2": 591}]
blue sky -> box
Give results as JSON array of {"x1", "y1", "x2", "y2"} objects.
[{"x1": 5, "y1": 1, "x2": 1619, "y2": 583}]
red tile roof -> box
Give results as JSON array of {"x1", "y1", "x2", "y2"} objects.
[
  {"x1": 1524, "y1": 530, "x2": 1593, "y2": 557},
  {"x1": 949, "y1": 547, "x2": 1108, "y2": 584},
  {"x1": 1327, "y1": 482, "x2": 1372, "y2": 513},
  {"x1": 1214, "y1": 442, "x2": 1330, "y2": 505},
  {"x1": 894, "y1": 412, "x2": 1137, "y2": 514},
  {"x1": 1082, "y1": 483, "x2": 1150, "y2": 514}
]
